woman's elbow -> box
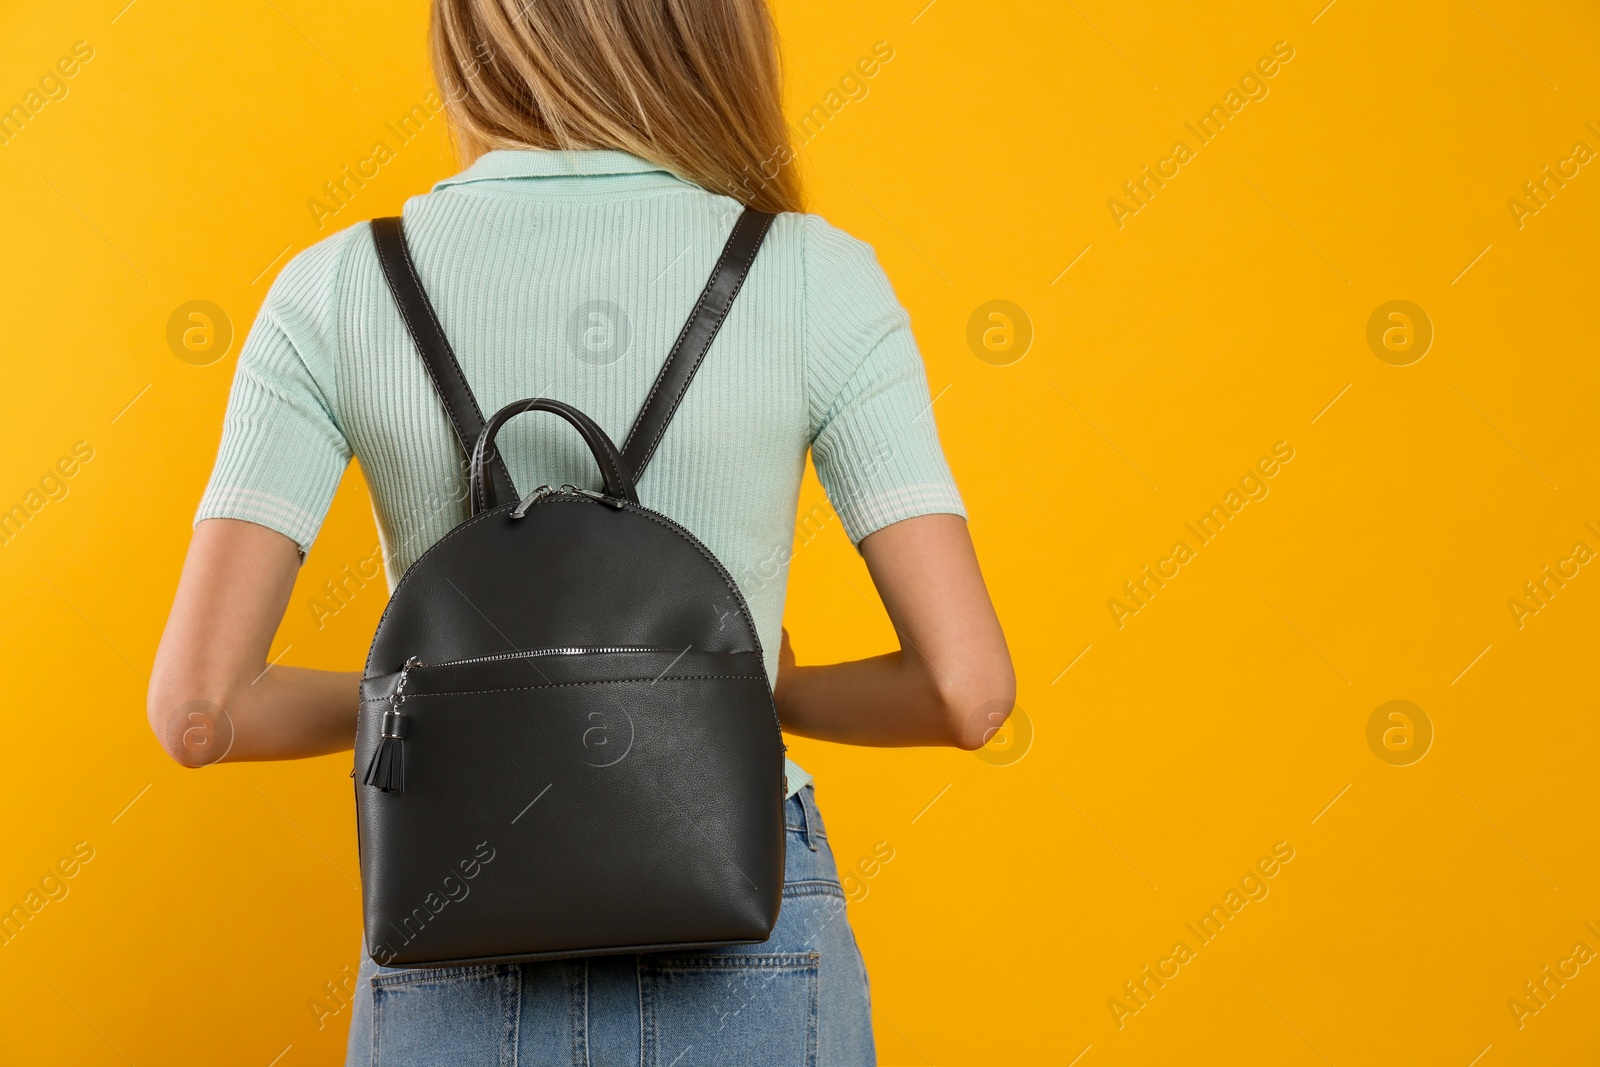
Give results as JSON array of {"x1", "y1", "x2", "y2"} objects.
[
  {"x1": 146, "y1": 679, "x2": 231, "y2": 769},
  {"x1": 938, "y1": 657, "x2": 1017, "y2": 751},
  {"x1": 147, "y1": 693, "x2": 198, "y2": 768}
]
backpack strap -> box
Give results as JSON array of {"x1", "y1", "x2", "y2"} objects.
[
  {"x1": 620, "y1": 208, "x2": 775, "y2": 485},
  {"x1": 370, "y1": 216, "x2": 517, "y2": 507},
  {"x1": 372, "y1": 207, "x2": 774, "y2": 501}
]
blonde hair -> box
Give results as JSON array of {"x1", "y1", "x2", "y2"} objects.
[{"x1": 431, "y1": 0, "x2": 802, "y2": 214}]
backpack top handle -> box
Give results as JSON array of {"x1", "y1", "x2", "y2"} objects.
[{"x1": 468, "y1": 397, "x2": 639, "y2": 512}]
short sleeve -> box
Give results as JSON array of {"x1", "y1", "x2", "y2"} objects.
[
  {"x1": 803, "y1": 215, "x2": 965, "y2": 545},
  {"x1": 193, "y1": 229, "x2": 358, "y2": 554}
]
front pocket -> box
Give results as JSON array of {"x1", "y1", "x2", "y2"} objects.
[
  {"x1": 355, "y1": 649, "x2": 786, "y2": 967},
  {"x1": 639, "y1": 952, "x2": 819, "y2": 1067}
]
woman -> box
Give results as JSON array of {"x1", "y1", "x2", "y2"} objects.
[{"x1": 148, "y1": 0, "x2": 1014, "y2": 1062}]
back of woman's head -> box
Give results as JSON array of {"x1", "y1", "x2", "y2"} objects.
[{"x1": 432, "y1": 0, "x2": 802, "y2": 214}]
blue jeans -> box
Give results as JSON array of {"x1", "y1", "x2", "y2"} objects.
[{"x1": 345, "y1": 785, "x2": 876, "y2": 1065}]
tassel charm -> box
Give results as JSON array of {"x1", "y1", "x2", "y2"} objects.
[
  {"x1": 364, "y1": 709, "x2": 408, "y2": 792},
  {"x1": 365, "y1": 657, "x2": 419, "y2": 793}
]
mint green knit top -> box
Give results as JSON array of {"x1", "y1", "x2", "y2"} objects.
[{"x1": 196, "y1": 149, "x2": 966, "y2": 796}]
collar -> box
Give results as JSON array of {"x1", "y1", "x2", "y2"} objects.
[{"x1": 433, "y1": 148, "x2": 688, "y2": 191}]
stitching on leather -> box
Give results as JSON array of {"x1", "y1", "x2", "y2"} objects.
[
  {"x1": 538, "y1": 397, "x2": 629, "y2": 494},
  {"x1": 404, "y1": 674, "x2": 765, "y2": 699},
  {"x1": 630, "y1": 214, "x2": 761, "y2": 473},
  {"x1": 597, "y1": 499, "x2": 763, "y2": 654},
  {"x1": 620, "y1": 213, "x2": 739, "y2": 456},
  {"x1": 361, "y1": 480, "x2": 767, "y2": 673},
  {"x1": 361, "y1": 428, "x2": 768, "y2": 675},
  {"x1": 470, "y1": 440, "x2": 487, "y2": 512},
  {"x1": 488, "y1": 400, "x2": 631, "y2": 504},
  {"x1": 622, "y1": 211, "x2": 771, "y2": 475},
  {"x1": 360, "y1": 501, "x2": 516, "y2": 675},
  {"x1": 472, "y1": 411, "x2": 508, "y2": 513},
  {"x1": 573, "y1": 402, "x2": 631, "y2": 497},
  {"x1": 399, "y1": 227, "x2": 486, "y2": 434},
  {"x1": 627, "y1": 212, "x2": 768, "y2": 469},
  {"x1": 366, "y1": 652, "x2": 765, "y2": 703},
  {"x1": 376, "y1": 219, "x2": 508, "y2": 509},
  {"x1": 374, "y1": 224, "x2": 477, "y2": 453},
  {"x1": 601, "y1": 498, "x2": 787, "y2": 743}
]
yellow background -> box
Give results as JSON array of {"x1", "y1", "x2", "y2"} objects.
[{"x1": 2, "y1": 0, "x2": 1597, "y2": 1063}]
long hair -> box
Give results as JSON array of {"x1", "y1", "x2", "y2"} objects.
[{"x1": 431, "y1": 0, "x2": 802, "y2": 213}]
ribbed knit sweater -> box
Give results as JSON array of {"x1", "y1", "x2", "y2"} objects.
[{"x1": 196, "y1": 149, "x2": 966, "y2": 796}]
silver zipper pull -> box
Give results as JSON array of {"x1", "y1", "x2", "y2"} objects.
[
  {"x1": 564, "y1": 486, "x2": 627, "y2": 509},
  {"x1": 511, "y1": 485, "x2": 556, "y2": 519}
]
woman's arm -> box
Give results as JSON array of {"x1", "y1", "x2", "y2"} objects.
[
  {"x1": 152, "y1": 513, "x2": 1010, "y2": 763},
  {"x1": 774, "y1": 513, "x2": 1014, "y2": 751},
  {"x1": 147, "y1": 518, "x2": 360, "y2": 767}
]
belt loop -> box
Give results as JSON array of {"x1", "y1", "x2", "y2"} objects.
[{"x1": 798, "y1": 786, "x2": 819, "y2": 852}]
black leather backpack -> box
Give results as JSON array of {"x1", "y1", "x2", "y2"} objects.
[{"x1": 354, "y1": 209, "x2": 784, "y2": 967}]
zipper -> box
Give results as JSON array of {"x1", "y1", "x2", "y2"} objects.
[
  {"x1": 510, "y1": 485, "x2": 556, "y2": 519},
  {"x1": 567, "y1": 487, "x2": 626, "y2": 508},
  {"x1": 512, "y1": 484, "x2": 625, "y2": 518},
  {"x1": 416, "y1": 646, "x2": 671, "y2": 670},
  {"x1": 471, "y1": 487, "x2": 781, "y2": 739}
]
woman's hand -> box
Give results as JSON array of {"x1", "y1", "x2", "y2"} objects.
[
  {"x1": 148, "y1": 518, "x2": 360, "y2": 766},
  {"x1": 773, "y1": 514, "x2": 1014, "y2": 751}
]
